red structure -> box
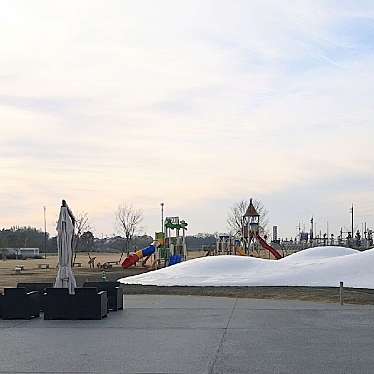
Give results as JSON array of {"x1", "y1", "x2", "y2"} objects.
[
  {"x1": 121, "y1": 244, "x2": 157, "y2": 269},
  {"x1": 121, "y1": 254, "x2": 140, "y2": 269},
  {"x1": 242, "y1": 198, "x2": 282, "y2": 260},
  {"x1": 256, "y1": 233, "x2": 282, "y2": 260}
]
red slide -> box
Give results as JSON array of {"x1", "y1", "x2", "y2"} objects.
[
  {"x1": 121, "y1": 254, "x2": 140, "y2": 269},
  {"x1": 255, "y1": 234, "x2": 282, "y2": 260}
]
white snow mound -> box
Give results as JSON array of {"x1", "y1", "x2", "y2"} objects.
[{"x1": 118, "y1": 246, "x2": 374, "y2": 289}]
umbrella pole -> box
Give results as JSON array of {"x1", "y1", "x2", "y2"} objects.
[{"x1": 71, "y1": 224, "x2": 75, "y2": 267}]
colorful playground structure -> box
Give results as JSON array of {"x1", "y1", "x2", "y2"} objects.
[
  {"x1": 121, "y1": 242, "x2": 158, "y2": 269},
  {"x1": 122, "y1": 215, "x2": 189, "y2": 269},
  {"x1": 121, "y1": 199, "x2": 281, "y2": 269},
  {"x1": 162, "y1": 216, "x2": 188, "y2": 265},
  {"x1": 154, "y1": 216, "x2": 188, "y2": 266}
]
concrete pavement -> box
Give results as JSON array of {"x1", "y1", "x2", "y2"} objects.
[{"x1": 1, "y1": 295, "x2": 374, "y2": 373}]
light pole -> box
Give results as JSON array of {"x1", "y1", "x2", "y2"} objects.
[
  {"x1": 160, "y1": 202, "x2": 164, "y2": 235},
  {"x1": 43, "y1": 206, "x2": 47, "y2": 259},
  {"x1": 350, "y1": 204, "x2": 354, "y2": 237}
]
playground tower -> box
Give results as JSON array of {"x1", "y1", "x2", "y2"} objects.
[
  {"x1": 242, "y1": 198, "x2": 260, "y2": 254},
  {"x1": 241, "y1": 198, "x2": 282, "y2": 259}
]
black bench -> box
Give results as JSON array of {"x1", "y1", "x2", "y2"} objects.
[
  {"x1": 1, "y1": 288, "x2": 40, "y2": 319},
  {"x1": 44, "y1": 287, "x2": 108, "y2": 320},
  {"x1": 0, "y1": 292, "x2": 3, "y2": 318},
  {"x1": 17, "y1": 282, "x2": 53, "y2": 311},
  {"x1": 73, "y1": 288, "x2": 108, "y2": 320},
  {"x1": 83, "y1": 281, "x2": 124, "y2": 311},
  {"x1": 44, "y1": 288, "x2": 73, "y2": 320}
]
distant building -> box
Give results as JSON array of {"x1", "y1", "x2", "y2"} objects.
[
  {"x1": 300, "y1": 232, "x2": 309, "y2": 242},
  {"x1": 1, "y1": 248, "x2": 40, "y2": 258},
  {"x1": 272, "y1": 226, "x2": 278, "y2": 241}
]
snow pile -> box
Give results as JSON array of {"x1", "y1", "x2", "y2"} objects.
[
  {"x1": 119, "y1": 247, "x2": 374, "y2": 289},
  {"x1": 280, "y1": 246, "x2": 357, "y2": 263}
]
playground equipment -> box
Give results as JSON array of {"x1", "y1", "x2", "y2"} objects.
[
  {"x1": 87, "y1": 253, "x2": 96, "y2": 269},
  {"x1": 215, "y1": 235, "x2": 241, "y2": 255},
  {"x1": 157, "y1": 216, "x2": 188, "y2": 266},
  {"x1": 121, "y1": 215, "x2": 189, "y2": 269},
  {"x1": 121, "y1": 242, "x2": 159, "y2": 269},
  {"x1": 241, "y1": 199, "x2": 282, "y2": 260}
]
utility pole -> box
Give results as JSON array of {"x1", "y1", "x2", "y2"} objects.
[
  {"x1": 160, "y1": 202, "x2": 164, "y2": 236},
  {"x1": 350, "y1": 204, "x2": 354, "y2": 237},
  {"x1": 43, "y1": 206, "x2": 47, "y2": 259}
]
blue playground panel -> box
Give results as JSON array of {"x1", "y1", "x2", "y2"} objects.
[
  {"x1": 168, "y1": 255, "x2": 182, "y2": 266},
  {"x1": 142, "y1": 245, "x2": 156, "y2": 257}
]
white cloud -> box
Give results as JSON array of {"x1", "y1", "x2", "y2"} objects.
[{"x1": 1, "y1": 1, "x2": 374, "y2": 237}]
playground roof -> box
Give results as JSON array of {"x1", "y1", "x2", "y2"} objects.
[{"x1": 243, "y1": 199, "x2": 259, "y2": 217}]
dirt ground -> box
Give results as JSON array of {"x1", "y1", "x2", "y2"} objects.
[
  {"x1": 2, "y1": 251, "x2": 374, "y2": 305},
  {"x1": 0, "y1": 251, "x2": 214, "y2": 290},
  {"x1": 0, "y1": 252, "x2": 148, "y2": 291},
  {"x1": 123, "y1": 285, "x2": 374, "y2": 305}
]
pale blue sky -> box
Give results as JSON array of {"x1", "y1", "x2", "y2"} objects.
[{"x1": 1, "y1": 1, "x2": 374, "y2": 238}]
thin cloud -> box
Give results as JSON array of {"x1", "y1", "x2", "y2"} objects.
[{"x1": 1, "y1": 1, "x2": 374, "y2": 237}]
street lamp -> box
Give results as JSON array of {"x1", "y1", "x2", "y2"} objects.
[
  {"x1": 43, "y1": 206, "x2": 47, "y2": 259},
  {"x1": 160, "y1": 202, "x2": 164, "y2": 235},
  {"x1": 350, "y1": 204, "x2": 354, "y2": 238}
]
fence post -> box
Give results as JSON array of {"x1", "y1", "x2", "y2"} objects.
[{"x1": 339, "y1": 281, "x2": 344, "y2": 306}]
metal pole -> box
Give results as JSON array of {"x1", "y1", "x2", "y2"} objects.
[
  {"x1": 43, "y1": 206, "x2": 47, "y2": 259},
  {"x1": 160, "y1": 202, "x2": 164, "y2": 264},
  {"x1": 339, "y1": 281, "x2": 344, "y2": 306},
  {"x1": 161, "y1": 202, "x2": 164, "y2": 235},
  {"x1": 314, "y1": 218, "x2": 316, "y2": 244},
  {"x1": 351, "y1": 204, "x2": 354, "y2": 238}
]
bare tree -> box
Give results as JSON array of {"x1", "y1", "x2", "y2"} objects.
[
  {"x1": 72, "y1": 212, "x2": 91, "y2": 266},
  {"x1": 115, "y1": 203, "x2": 143, "y2": 255},
  {"x1": 227, "y1": 198, "x2": 269, "y2": 237}
]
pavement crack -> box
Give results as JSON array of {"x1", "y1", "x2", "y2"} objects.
[{"x1": 208, "y1": 298, "x2": 238, "y2": 374}]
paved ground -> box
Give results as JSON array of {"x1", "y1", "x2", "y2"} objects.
[{"x1": 1, "y1": 295, "x2": 374, "y2": 373}]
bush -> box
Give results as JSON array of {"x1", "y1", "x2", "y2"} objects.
[{"x1": 5, "y1": 253, "x2": 24, "y2": 260}]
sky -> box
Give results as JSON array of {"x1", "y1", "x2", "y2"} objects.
[{"x1": 1, "y1": 0, "x2": 374, "y2": 239}]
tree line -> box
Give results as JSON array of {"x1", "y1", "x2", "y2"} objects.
[
  {"x1": 0, "y1": 226, "x2": 218, "y2": 252},
  {"x1": 0, "y1": 198, "x2": 267, "y2": 254}
]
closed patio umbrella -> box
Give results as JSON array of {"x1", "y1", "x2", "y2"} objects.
[{"x1": 54, "y1": 200, "x2": 77, "y2": 294}]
